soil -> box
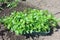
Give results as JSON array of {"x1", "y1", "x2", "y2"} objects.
[{"x1": 0, "y1": 0, "x2": 60, "y2": 40}]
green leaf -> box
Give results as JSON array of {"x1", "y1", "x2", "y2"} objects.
[{"x1": 15, "y1": 30, "x2": 19, "y2": 35}]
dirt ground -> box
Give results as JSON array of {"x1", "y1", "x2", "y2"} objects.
[{"x1": 0, "y1": 0, "x2": 60, "y2": 40}]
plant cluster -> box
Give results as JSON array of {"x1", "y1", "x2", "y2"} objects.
[
  {"x1": 0, "y1": 8, "x2": 58, "y2": 35},
  {"x1": 0, "y1": 0, "x2": 19, "y2": 9}
]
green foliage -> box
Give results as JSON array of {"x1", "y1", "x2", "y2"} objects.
[
  {"x1": 0, "y1": 8, "x2": 58, "y2": 35},
  {"x1": 7, "y1": 0, "x2": 19, "y2": 8},
  {"x1": 0, "y1": 0, "x2": 19, "y2": 8}
]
